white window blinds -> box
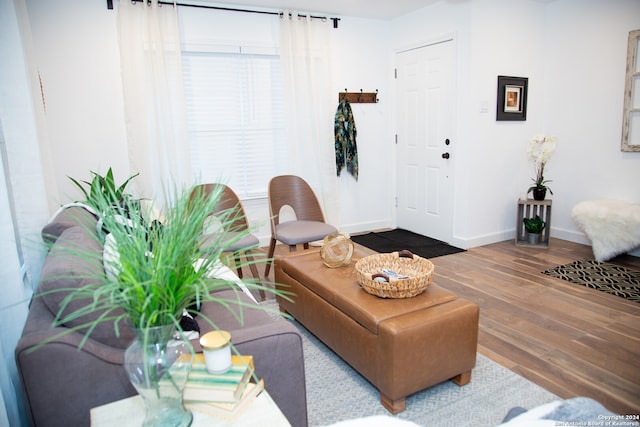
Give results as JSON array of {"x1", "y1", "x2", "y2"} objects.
[{"x1": 182, "y1": 50, "x2": 286, "y2": 199}]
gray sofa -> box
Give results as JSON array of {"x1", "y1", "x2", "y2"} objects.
[{"x1": 15, "y1": 207, "x2": 307, "y2": 427}]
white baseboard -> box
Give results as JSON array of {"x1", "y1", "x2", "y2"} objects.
[
  {"x1": 550, "y1": 226, "x2": 591, "y2": 245},
  {"x1": 340, "y1": 220, "x2": 394, "y2": 236},
  {"x1": 456, "y1": 226, "x2": 590, "y2": 250},
  {"x1": 458, "y1": 226, "x2": 640, "y2": 258},
  {"x1": 451, "y1": 230, "x2": 514, "y2": 250},
  {"x1": 257, "y1": 223, "x2": 639, "y2": 258}
]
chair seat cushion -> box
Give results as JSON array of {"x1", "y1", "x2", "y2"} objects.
[
  {"x1": 200, "y1": 231, "x2": 259, "y2": 252},
  {"x1": 276, "y1": 220, "x2": 338, "y2": 246}
]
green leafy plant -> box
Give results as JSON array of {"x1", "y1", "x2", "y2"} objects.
[
  {"x1": 42, "y1": 183, "x2": 289, "y2": 347},
  {"x1": 527, "y1": 173, "x2": 554, "y2": 196},
  {"x1": 68, "y1": 167, "x2": 139, "y2": 211},
  {"x1": 523, "y1": 215, "x2": 546, "y2": 234}
]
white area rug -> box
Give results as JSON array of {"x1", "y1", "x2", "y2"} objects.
[{"x1": 260, "y1": 300, "x2": 558, "y2": 427}]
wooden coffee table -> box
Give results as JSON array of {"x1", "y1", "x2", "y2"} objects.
[{"x1": 274, "y1": 244, "x2": 479, "y2": 414}]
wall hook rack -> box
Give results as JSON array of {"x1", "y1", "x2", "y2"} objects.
[{"x1": 339, "y1": 89, "x2": 379, "y2": 104}]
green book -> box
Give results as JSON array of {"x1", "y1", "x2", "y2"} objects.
[
  {"x1": 183, "y1": 354, "x2": 254, "y2": 403},
  {"x1": 186, "y1": 378, "x2": 264, "y2": 421}
]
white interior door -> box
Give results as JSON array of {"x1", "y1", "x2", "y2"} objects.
[{"x1": 396, "y1": 39, "x2": 455, "y2": 243}]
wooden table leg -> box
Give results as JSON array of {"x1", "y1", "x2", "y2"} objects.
[
  {"x1": 452, "y1": 370, "x2": 472, "y2": 386},
  {"x1": 380, "y1": 393, "x2": 406, "y2": 414}
]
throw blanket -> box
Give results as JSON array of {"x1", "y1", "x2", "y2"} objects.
[
  {"x1": 572, "y1": 199, "x2": 640, "y2": 261},
  {"x1": 334, "y1": 98, "x2": 359, "y2": 180},
  {"x1": 499, "y1": 397, "x2": 636, "y2": 426}
]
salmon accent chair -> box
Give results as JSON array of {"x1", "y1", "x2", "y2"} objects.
[{"x1": 265, "y1": 175, "x2": 338, "y2": 277}]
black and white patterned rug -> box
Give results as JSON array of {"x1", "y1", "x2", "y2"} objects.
[{"x1": 543, "y1": 260, "x2": 640, "y2": 304}]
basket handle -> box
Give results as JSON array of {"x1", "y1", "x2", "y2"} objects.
[
  {"x1": 371, "y1": 273, "x2": 390, "y2": 282},
  {"x1": 398, "y1": 250, "x2": 414, "y2": 259}
]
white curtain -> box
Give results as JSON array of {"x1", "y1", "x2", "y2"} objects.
[
  {"x1": 0, "y1": 0, "x2": 50, "y2": 425},
  {"x1": 279, "y1": 12, "x2": 341, "y2": 228},
  {"x1": 117, "y1": 0, "x2": 191, "y2": 206}
]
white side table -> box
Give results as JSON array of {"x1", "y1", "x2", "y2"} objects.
[{"x1": 90, "y1": 390, "x2": 291, "y2": 427}]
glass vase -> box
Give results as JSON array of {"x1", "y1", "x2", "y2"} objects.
[{"x1": 124, "y1": 324, "x2": 193, "y2": 427}]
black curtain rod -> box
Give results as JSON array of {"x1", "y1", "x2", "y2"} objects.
[{"x1": 107, "y1": 1, "x2": 341, "y2": 28}]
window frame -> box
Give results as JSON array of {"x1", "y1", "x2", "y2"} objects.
[
  {"x1": 181, "y1": 44, "x2": 287, "y2": 199},
  {"x1": 621, "y1": 29, "x2": 640, "y2": 152}
]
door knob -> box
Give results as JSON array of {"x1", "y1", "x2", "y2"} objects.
[{"x1": 442, "y1": 152, "x2": 450, "y2": 159}]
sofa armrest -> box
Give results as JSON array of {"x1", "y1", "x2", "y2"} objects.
[
  {"x1": 16, "y1": 326, "x2": 135, "y2": 427},
  {"x1": 193, "y1": 289, "x2": 307, "y2": 425},
  {"x1": 233, "y1": 321, "x2": 307, "y2": 427},
  {"x1": 193, "y1": 319, "x2": 308, "y2": 427},
  {"x1": 16, "y1": 325, "x2": 128, "y2": 365},
  {"x1": 41, "y1": 205, "x2": 98, "y2": 244}
]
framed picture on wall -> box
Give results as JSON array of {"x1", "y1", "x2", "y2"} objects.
[{"x1": 496, "y1": 75, "x2": 528, "y2": 121}]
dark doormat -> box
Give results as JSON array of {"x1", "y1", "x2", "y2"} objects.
[
  {"x1": 350, "y1": 228, "x2": 465, "y2": 259},
  {"x1": 543, "y1": 260, "x2": 640, "y2": 304}
]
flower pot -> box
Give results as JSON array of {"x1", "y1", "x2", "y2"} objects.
[
  {"x1": 527, "y1": 232, "x2": 541, "y2": 245},
  {"x1": 124, "y1": 325, "x2": 193, "y2": 427},
  {"x1": 532, "y1": 188, "x2": 547, "y2": 201}
]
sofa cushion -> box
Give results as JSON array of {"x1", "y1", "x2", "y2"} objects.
[
  {"x1": 38, "y1": 225, "x2": 134, "y2": 349},
  {"x1": 196, "y1": 289, "x2": 271, "y2": 334},
  {"x1": 41, "y1": 205, "x2": 99, "y2": 244}
]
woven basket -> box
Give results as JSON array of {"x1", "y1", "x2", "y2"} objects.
[{"x1": 355, "y1": 251, "x2": 434, "y2": 298}]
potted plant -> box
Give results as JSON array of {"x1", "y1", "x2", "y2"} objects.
[
  {"x1": 523, "y1": 215, "x2": 546, "y2": 245},
  {"x1": 68, "y1": 167, "x2": 140, "y2": 210},
  {"x1": 526, "y1": 134, "x2": 556, "y2": 201},
  {"x1": 41, "y1": 182, "x2": 286, "y2": 426}
]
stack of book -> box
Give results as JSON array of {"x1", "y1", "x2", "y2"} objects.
[{"x1": 184, "y1": 354, "x2": 264, "y2": 421}]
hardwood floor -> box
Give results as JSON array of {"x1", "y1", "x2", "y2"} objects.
[
  {"x1": 427, "y1": 238, "x2": 640, "y2": 416},
  {"x1": 254, "y1": 238, "x2": 640, "y2": 416}
]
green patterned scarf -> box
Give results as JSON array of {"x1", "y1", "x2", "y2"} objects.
[{"x1": 334, "y1": 99, "x2": 358, "y2": 180}]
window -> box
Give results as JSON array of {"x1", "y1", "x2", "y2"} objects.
[
  {"x1": 182, "y1": 49, "x2": 287, "y2": 198},
  {"x1": 622, "y1": 29, "x2": 640, "y2": 152}
]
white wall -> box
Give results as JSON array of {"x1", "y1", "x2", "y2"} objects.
[
  {"x1": 392, "y1": 0, "x2": 640, "y2": 248},
  {"x1": 543, "y1": 0, "x2": 640, "y2": 246},
  {"x1": 329, "y1": 17, "x2": 395, "y2": 234},
  {"x1": 465, "y1": 0, "x2": 547, "y2": 247},
  {"x1": 26, "y1": 0, "x2": 130, "y2": 207},
  {"x1": 19, "y1": 0, "x2": 640, "y2": 248},
  {"x1": 0, "y1": 0, "x2": 50, "y2": 425}
]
